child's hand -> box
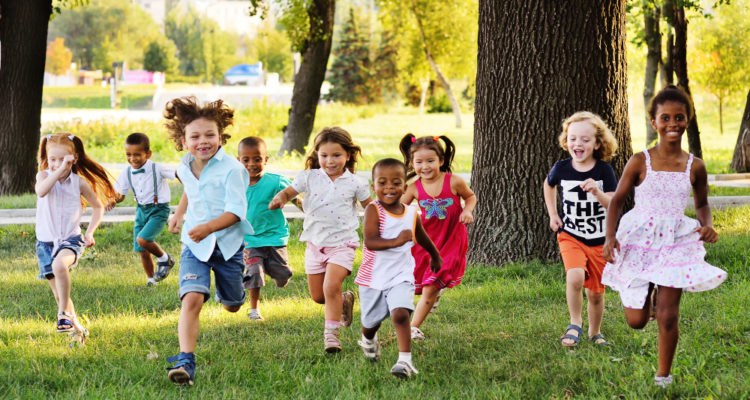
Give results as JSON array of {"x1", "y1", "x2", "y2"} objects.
[
  {"x1": 396, "y1": 229, "x2": 412, "y2": 246},
  {"x1": 580, "y1": 178, "x2": 601, "y2": 196},
  {"x1": 268, "y1": 194, "x2": 285, "y2": 210},
  {"x1": 693, "y1": 226, "x2": 718, "y2": 243},
  {"x1": 429, "y1": 254, "x2": 443, "y2": 273},
  {"x1": 188, "y1": 223, "x2": 212, "y2": 243},
  {"x1": 549, "y1": 215, "x2": 563, "y2": 231},
  {"x1": 105, "y1": 200, "x2": 117, "y2": 212},
  {"x1": 459, "y1": 210, "x2": 474, "y2": 224},
  {"x1": 168, "y1": 214, "x2": 183, "y2": 234},
  {"x1": 83, "y1": 232, "x2": 95, "y2": 247},
  {"x1": 602, "y1": 237, "x2": 620, "y2": 263}
]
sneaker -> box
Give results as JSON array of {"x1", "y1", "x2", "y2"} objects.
[
  {"x1": 429, "y1": 288, "x2": 445, "y2": 314},
  {"x1": 654, "y1": 375, "x2": 673, "y2": 388},
  {"x1": 324, "y1": 327, "x2": 342, "y2": 353},
  {"x1": 411, "y1": 326, "x2": 425, "y2": 341},
  {"x1": 247, "y1": 309, "x2": 263, "y2": 320},
  {"x1": 166, "y1": 352, "x2": 195, "y2": 386},
  {"x1": 390, "y1": 360, "x2": 419, "y2": 379},
  {"x1": 357, "y1": 337, "x2": 380, "y2": 362},
  {"x1": 154, "y1": 254, "x2": 175, "y2": 282},
  {"x1": 145, "y1": 277, "x2": 158, "y2": 287},
  {"x1": 340, "y1": 290, "x2": 355, "y2": 327}
]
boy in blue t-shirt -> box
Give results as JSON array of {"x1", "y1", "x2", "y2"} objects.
[{"x1": 238, "y1": 137, "x2": 297, "y2": 320}]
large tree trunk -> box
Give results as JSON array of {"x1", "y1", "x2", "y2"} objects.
[
  {"x1": 0, "y1": 0, "x2": 52, "y2": 195},
  {"x1": 278, "y1": 0, "x2": 335, "y2": 155},
  {"x1": 730, "y1": 90, "x2": 750, "y2": 173},
  {"x1": 661, "y1": 0, "x2": 674, "y2": 86},
  {"x1": 470, "y1": 0, "x2": 631, "y2": 265},
  {"x1": 643, "y1": 3, "x2": 661, "y2": 147},
  {"x1": 672, "y1": 5, "x2": 702, "y2": 159}
]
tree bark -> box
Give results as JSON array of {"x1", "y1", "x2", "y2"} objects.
[
  {"x1": 470, "y1": 0, "x2": 631, "y2": 265},
  {"x1": 671, "y1": 5, "x2": 702, "y2": 158},
  {"x1": 661, "y1": 0, "x2": 674, "y2": 86},
  {"x1": 730, "y1": 90, "x2": 750, "y2": 173},
  {"x1": 643, "y1": 3, "x2": 661, "y2": 147},
  {"x1": 0, "y1": 0, "x2": 52, "y2": 195},
  {"x1": 278, "y1": 0, "x2": 335, "y2": 155}
]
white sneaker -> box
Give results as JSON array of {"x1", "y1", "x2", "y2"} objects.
[
  {"x1": 390, "y1": 360, "x2": 419, "y2": 379},
  {"x1": 357, "y1": 337, "x2": 380, "y2": 362},
  {"x1": 411, "y1": 326, "x2": 425, "y2": 341},
  {"x1": 429, "y1": 288, "x2": 445, "y2": 314},
  {"x1": 247, "y1": 309, "x2": 263, "y2": 320},
  {"x1": 654, "y1": 375, "x2": 673, "y2": 387}
]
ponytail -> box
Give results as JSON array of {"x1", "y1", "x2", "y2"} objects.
[
  {"x1": 399, "y1": 133, "x2": 417, "y2": 179},
  {"x1": 399, "y1": 133, "x2": 456, "y2": 180},
  {"x1": 437, "y1": 135, "x2": 455, "y2": 173}
]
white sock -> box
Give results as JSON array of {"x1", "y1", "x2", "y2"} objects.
[
  {"x1": 361, "y1": 333, "x2": 376, "y2": 344},
  {"x1": 398, "y1": 352, "x2": 412, "y2": 364},
  {"x1": 156, "y1": 253, "x2": 169, "y2": 263},
  {"x1": 147, "y1": 277, "x2": 157, "y2": 284}
]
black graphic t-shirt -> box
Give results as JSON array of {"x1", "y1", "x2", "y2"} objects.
[{"x1": 546, "y1": 158, "x2": 617, "y2": 246}]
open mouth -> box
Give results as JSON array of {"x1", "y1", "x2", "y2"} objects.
[{"x1": 573, "y1": 149, "x2": 584, "y2": 158}]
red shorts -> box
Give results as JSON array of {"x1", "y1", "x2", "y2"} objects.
[{"x1": 557, "y1": 231, "x2": 606, "y2": 294}]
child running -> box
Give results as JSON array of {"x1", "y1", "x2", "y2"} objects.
[
  {"x1": 398, "y1": 134, "x2": 476, "y2": 341},
  {"x1": 602, "y1": 85, "x2": 727, "y2": 387},
  {"x1": 269, "y1": 127, "x2": 372, "y2": 353},
  {"x1": 163, "y1": 97, "x2": 252, "y2": 386},
  {"x1": 111, "y1": 132, "x2": 176, "y2": 287},
  {"x1": 35, "y1": 133, "x2": 117, "y2": 343},
  {"x1": 238, "y1": 136, "x2": 294, "y2": 320},
  {"x1": 543, "y1": 111, "x2": 618, "y2": 347},
  {"x1": 355, "y1": 158, "x2": 441, "y2": 379}
]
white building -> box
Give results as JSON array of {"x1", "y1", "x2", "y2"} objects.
[{"x1": 189, "y1": 0, "x2": 268, "y2": 37}]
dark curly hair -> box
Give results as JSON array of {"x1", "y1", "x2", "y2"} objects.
[
  {"x1": 648, "y1": 85, "x2": 694, "y2": 122},
  {"x1": 163, "y1": 96, "x2": 234, "y2": 151},
  {"x1": 305, "y1": 127, "x2": 362, "y2": 173}
]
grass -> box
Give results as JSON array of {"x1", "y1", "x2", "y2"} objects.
[
  {"x1": 0, "y1": 207, "x2": 748, "y2": 398},
  {"x1": 42, "y1": 85, "x2": 157, "y2": 110}
]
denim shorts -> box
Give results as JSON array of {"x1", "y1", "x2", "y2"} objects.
[
  {"x1": 178, "y1": 245, "x2": 246, "y2": 307},
  {"x1": 36, "y1": 235, "x2": 86, "y2": 280}
]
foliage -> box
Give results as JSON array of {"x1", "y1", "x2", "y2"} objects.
[
  {"x1": 246, "y1": 23, "x2": 294, "y2": 82},
  {"x1": 326, "y1": 8, "x2": 373, "y2": 104},
  {"x1": 51, "y1": 0, "x2": 88, "y2": 18},
  {"x1": 143, "y1": 38, "x2": 179, "y2": 76},
  {"x1": 45, "y1": 38, "x2": 73, "y2": 76},
  {"x1": 427, "y1": 93, "x2": 451, "y2": 113},
  {"x1": 372, "y1": 29, "x2": 400, "y2": 102}
]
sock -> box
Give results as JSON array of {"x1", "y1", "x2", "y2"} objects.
[
  {"x1": 398, "y1": 352, "x2": 412, "y2": 364},
  {"x1": 325, "y1": 320, "x2": 340, "y2": 330},
  {"x1": 156, "y1": 253, "x2": 169, "y2": 263},
  {"x1": 147, "y1": 277, "x2": 157, "y2": 284},
  {"x1": 361, "y1": 333, "x2": 376, "y2": 344}
]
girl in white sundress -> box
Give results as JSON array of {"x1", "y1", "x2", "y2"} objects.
[{"x1": 602, "y1": 85, "x2": 727, "y2": 388}]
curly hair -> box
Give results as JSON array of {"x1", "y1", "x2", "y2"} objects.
[
  {"x1": 398, "y1": 134, "x2": 456, "y2": 180},
  {"x1": 304, "y1": 127, "x2": 362, "y2": 173},
  {"x1": 647, "y1": 84, "x2": 694, "y2": 121},
  {"x1": 163, "y1": 96, "x2": 234, "y2": 151},
  {"x1": 558, "y1": 111, "x2": 618, "y2": 161}
]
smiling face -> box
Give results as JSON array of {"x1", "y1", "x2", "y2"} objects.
[
  {"x1": 125, "y1": 143, "x2": 151, "y2": 169},
  {"x1": 373, "y1": 164, "x2": 406, "y2": 207},
  {"x1": 317, "y1": 141, "x2": 350, "y2": 179},
  {"x1": 412, "y1": 148, "x2": 442, "y2": 181},
  {"x1": 238, "y1": 143, "x2": 268, "y2": 184},
  {"x1": 182, "y1": 117, "x2": 221, "y2": 163},
  {"x1": 46, "y1": 143, "x2": 75, "y2": 178},
  {"x1": 566, "y1": 120, "x2": 600, "y2": 165},
  {"x1": 651, "y1": 100, "x2": 688, "y2": 143}
]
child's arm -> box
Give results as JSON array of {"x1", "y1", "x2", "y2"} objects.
[
  {"x1": 691, "y1": 158, "x2": 718, "y2": 243},
  {"x1": 362, "y1": 203, "x2": 412, "y2": 250},
  {"x1": 579, "y1": 178, "x2": 614, "y2": 209},
  {"x1": 187, "y1": 212, "x2": 239, "y2": 243},
  {"x1": 168, "y1": 192, "x2": 188, "y2": 234},
  {"x1": 400, "y1": 183, "x2": 417, "y2": 205},
  {"x1": 542, "y1": 180, "x2": 563, "y2": 232},
  {"x1": 106, "y1": 193, "x2": 125, "y2": 211},
  {"x1": 602, "y1": 155, "x2": 644, "y2": 263},
  {"x1": 452, "y1": 174, "x2": 476, "y2": 224},
  {"x1": 414, "y1": 217, "x2": 442, "y2": 273},
  {"x1": 80, "y1": 178, "x2": 104, "y2": 247},
  {"x1": 360, "y1": 197, "x2": 373, "y2": 208},
  {"x1": 34, "y1": 155, "x2": 74, "y2": 197},
  {"x1": 269, "y1": 186, "x2": 299, "y2": 210}
]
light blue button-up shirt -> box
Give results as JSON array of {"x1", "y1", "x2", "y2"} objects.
[{"x1": 177, "y1": 147, "x2": 253, "y2": 262}]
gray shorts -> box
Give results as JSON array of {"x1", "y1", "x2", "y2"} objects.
[
  {"x1": 358, "y1": 282, "x2": 415, "y2": 329},
  {"x1": 242, "y1": 246, "x2": 292, "y2": 290}
]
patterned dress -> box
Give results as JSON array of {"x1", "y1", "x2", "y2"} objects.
[
  {"x1": 601, "y1": 150, "x2": 727, "y2": 308},
  {"x1": 412, "y1": 173, "x2": 467, "y2": 294}
]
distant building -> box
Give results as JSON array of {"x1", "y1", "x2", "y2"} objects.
[
  {"x1": 132, "y1": 0, "x2": 167, "y2": 25},
  {"x1": 189, "y1": 0, "x2": 267, "y2": 37}
]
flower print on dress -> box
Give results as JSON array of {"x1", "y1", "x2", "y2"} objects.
[{"x1": 419, "y1": 198, "x2": 454, "y2": 220}]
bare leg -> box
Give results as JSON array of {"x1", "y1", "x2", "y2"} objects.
[
  {"x1": 392, "y1": 308, "x2": 411, "y2": 352},
  {"x1": 586, "y1": 289, "x2": 604, "y2": 338},
  {"x1": 322, "y1": 263, "x2": 349, "y2": 322},
  {"x1": 656, "y1": 286, "x2": 682, "y2": 377},
  {"x1": 137, "y1": 237, "x2": 165, "y2": 258},
  {"x1": 307, "y1": 273, "x2": 325, "y2": 304},
  {"x1": 50, "y1": 249, "x2": 83, "y2": 329},
  {"x1": 178, "y1": 292, "x2": 204, "y2": 353},
  {"x1": 248, "y1": 288, "x2": 260, "y2": 309},
  {"x1": 362, "y1": 323, "x2": 380, "y2": 340},
  {"x1": 624, "y1": 284, "x2": 655, "y2": 330},
  {"x1": 411, "y1": 284, "x2": 440, "y2": 328},
  {"x1": 139, "y1": 251, "x2": 155, "y2": 278}
]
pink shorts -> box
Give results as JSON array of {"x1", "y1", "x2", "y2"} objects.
[{"x1": 304, "y1": 242, "x2": 358, "y2": 274}]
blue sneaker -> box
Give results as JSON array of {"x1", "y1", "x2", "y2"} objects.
[
  {"x1": 154, "y1": 254, "x2": 175, "y2": 282},
  {"x1": 166, "y1": 352, "x2": 195, "y2": 386}
]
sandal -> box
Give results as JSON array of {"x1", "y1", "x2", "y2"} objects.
[
  {"x1": 560, "y1": 324, "x2": 582, "y2": 347},
  {"x1": 57, "y1": 311, "x2": 75, "y2": 333},
  {"x1": 589, "y1": 333, "x2": 610, "y2": 346}
]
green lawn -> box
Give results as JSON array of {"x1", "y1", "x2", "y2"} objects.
[{"x1": 0, "y1": 208, "x2": 748, "y2": 398}]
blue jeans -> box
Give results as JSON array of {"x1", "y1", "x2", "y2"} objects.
[
  {"x1": 178, "y1": 245, "x2": 246, "y2": 307},
  {"x1": 36, "y1": 235, "x2": 85, "y2": 280}
]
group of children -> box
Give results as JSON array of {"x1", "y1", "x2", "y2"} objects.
[{"x1": 33, "y1": 85, "x2": 725, "y2": 388}]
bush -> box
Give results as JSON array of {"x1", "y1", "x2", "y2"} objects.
[{"x1": 427, "y1": 94, "x2": 452, "y2": 113}]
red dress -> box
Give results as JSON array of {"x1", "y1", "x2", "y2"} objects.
[{"x1": 412, "y1": 173, "x2": 467, "y2": 294}]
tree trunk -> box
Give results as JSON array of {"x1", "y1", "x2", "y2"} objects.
[
  {"x1": 643, "y1": 3, "x2": 661, "y2": 147},
  {"x1": 0, "y1": 0, "x2": 52, "y2": 195},
  {"x1": 730, "y1": 90, "x2": 750, "y2": 172},
  {"x1": 661, "y1": 0, "x2": 674, "y2": 86},
  {"x1": 470, "y1": 0, "x2": 631, "y2": 265},
  {"x1": 718, "y1": 95, "x2": 723, "y2": 135},
  {"x1": 278, "y1": 0, "x2": 335, "y2": 155},
  {"x1": 671, "y1": 5, "x2": 702, "y2": 158},
  {"x1": 410, "y1": 0, "x2": 462, "y2": 128}
]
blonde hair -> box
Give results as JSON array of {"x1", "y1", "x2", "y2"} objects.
[{"x1": 558, "y1": 111, "x2": 618, "y2": 161}]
